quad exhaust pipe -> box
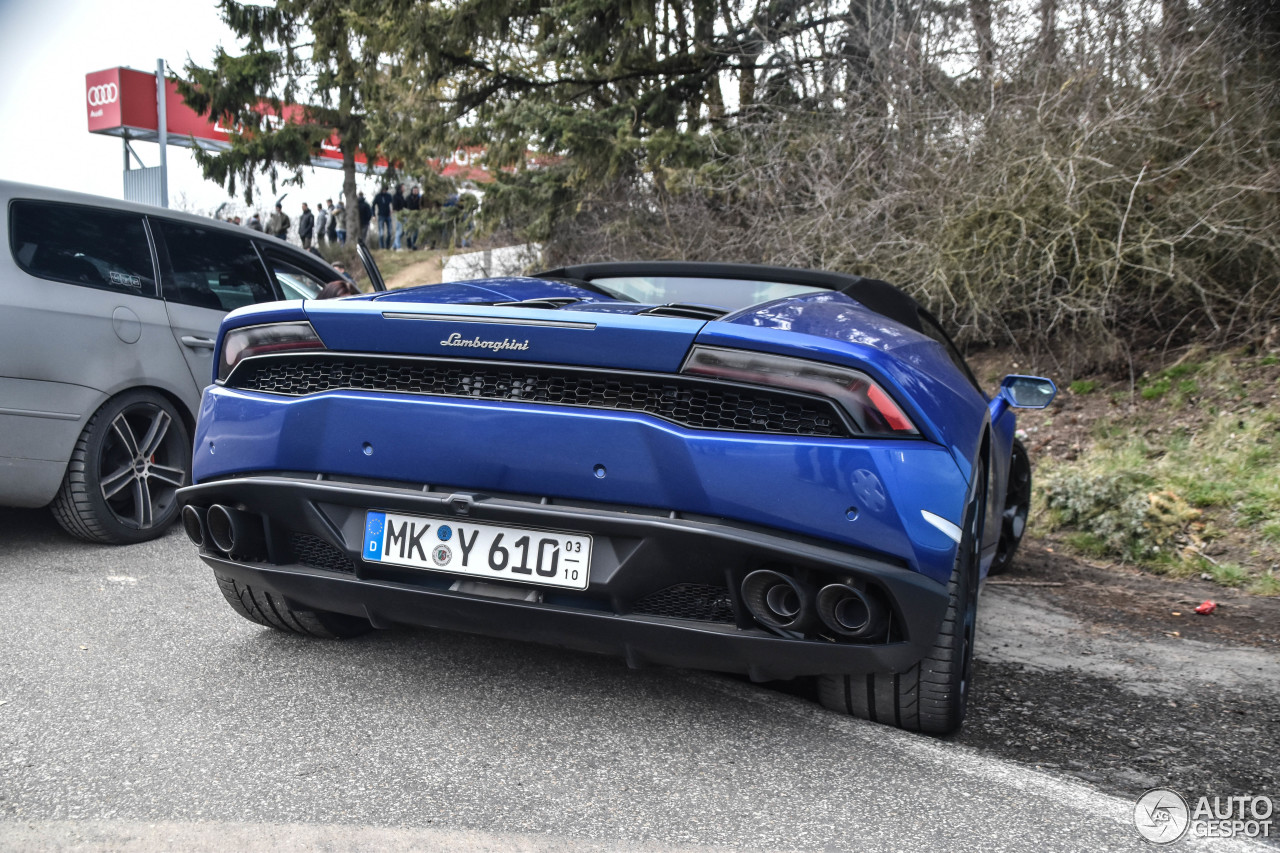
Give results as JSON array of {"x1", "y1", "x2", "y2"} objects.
[
  {"x1": 741, "y1": 569, "x2": 814, "y2": 632},
  {"x1": 181, "y1": 505, "x2": 207, "y2": 548},
  {"x1": 815, "y1": 583, "x2": 886, "y2": 639},
  {"x1": 741, "y1": 569, "x2": 887, "y2": 639},
  {"x1": 207, "y1": 504, "x2": 266, "y2": 560},
  {"x1": 184, "y1": 503, "x2": 266, "y2": 561}
]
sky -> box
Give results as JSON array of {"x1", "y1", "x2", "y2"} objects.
[{"x1": 0, "y1": 0, "x2": 377, "y2": 217}]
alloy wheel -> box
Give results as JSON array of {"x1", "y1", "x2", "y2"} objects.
[{"x1": 97, "y1": 401, "x2": 188, "y2": 530}]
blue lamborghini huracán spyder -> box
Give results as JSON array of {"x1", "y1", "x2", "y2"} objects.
[{"x1": 177, "y1": 261, "x2": 1055, "y2": 733}]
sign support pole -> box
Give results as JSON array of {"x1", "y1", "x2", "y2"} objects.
[{"x1": 156, "y1": 59, "x2": 168, "y2": 208}]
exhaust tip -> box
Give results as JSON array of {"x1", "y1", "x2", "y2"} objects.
[
  {"x1": 181, "y1": 505, "x2": 207, "y2": 547},
  {"x1": 765, "y1": 584, "x2": 801, "y2": 619},
  {"x1": 742, "y1": 569, "x2": 812, "y2": 631},
  {"x1": 816, "y1": 584, "x2": 886, "y2": 639},
  {"x1": 206, "y1": 504, "x2": 268, "y2": 561},
  {"x1": 207, "y1": 504, "x2": 236, "y2": 554}
]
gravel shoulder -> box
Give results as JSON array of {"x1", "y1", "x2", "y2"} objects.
[{"x1": 957, "y1": 544, "x2": 1280, "y2": 806}]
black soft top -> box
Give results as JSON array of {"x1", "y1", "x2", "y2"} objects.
[{"x1": 535, "y1": 261, "x2": 924, "y2": 333}]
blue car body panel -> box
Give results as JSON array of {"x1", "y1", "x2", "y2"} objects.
[
  {"x1": 191, "y1": 385, "x2": 968, "y2": 584},
  {"x1": 698, "y1": 298, "x2": 989, "y2": 482},
  {"x1": 302, "y1": 300, "x2": 708, "y2": 373},
  {"x1": 204, "y1": 280, "x2": 995, "y2": 582}
]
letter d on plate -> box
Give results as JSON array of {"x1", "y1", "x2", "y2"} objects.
[{"x1": 364, "y1": 511, "x2": 386, "y2": 561}]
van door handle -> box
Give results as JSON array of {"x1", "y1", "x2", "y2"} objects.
[{"x1": 181, "y1": 336, "x2": 216, "y2": 349}]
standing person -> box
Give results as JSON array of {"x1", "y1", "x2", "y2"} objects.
[
  {"x1": 404, "y1": 185, "x2": 421, "y2": 250},
  {"x1": 391, "y1": 183, "x2": 406, "y2": 250},
  {"x1": 372, "y1": 185, "x2": 393, "y2": 249},
  {"x1": 356, "y1": 192, "x2": 372, "y2": 246},
  {"x1": 247, "y1": 211, "x2": 263, "y2": 231},
  {"x1": 298, "y1": 202, "x2": 315, "y2": 250},
  {"x1": 331, "y1": 198, "x2": 344, "y2": 244},
  {"x1": 266, "y1": 203, "x2": 290, "y2": 240},
  {"x1": 315, "y1": 201, "x2": 328, "y2": 248}
]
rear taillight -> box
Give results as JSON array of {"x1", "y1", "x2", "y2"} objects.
[
  {"x1": 681, "y1": 346, "x2": 917, "y2": 436},
  {"x1": 218, "y1": 321, "x2": 325, "y2": 382}
]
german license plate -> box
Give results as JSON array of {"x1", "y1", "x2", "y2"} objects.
[{"x1": 362, "y1": 511, "x2": 591, "y2": 590}]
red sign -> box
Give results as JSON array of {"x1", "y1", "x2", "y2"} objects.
[
  {"x1": 84, "y1": 67, "x2": 548, "y2": 183},
  {"x1": 86, "y1": 66, "x2": 381, "y2": 172},
  {"x1": 85, "y1": 68, "x2": 125, "y2": 132}
]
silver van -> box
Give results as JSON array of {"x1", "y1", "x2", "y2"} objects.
[{"x1": 1, "y1": 180, "x2": 381, "y2": 544}]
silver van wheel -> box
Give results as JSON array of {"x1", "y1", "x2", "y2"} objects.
[{"x1": 51, "y1": 391, "x2": 191, "y2": 544}]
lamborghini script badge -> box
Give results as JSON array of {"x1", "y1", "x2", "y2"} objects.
[{"x1": 440, "y1": 332, "x2": 531, "y2": 352}]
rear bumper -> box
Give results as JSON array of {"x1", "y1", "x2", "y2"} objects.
[
  {"x1": 179, "y1": 474, "x2": 949, "y2": 680},
  {"x1": 191, "y1": 385, "x2": 971, "y2": 584}
]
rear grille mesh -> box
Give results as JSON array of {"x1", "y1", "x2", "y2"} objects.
[
  {"x1": 228, "y1": 355, "x2": 850, "y2": 437},
  {"x1": 631, "y1": 584, "x2": 736, "y2": 623},
  {"x1": 290, "y1": 532, "x2": 356, "y2": 574}
]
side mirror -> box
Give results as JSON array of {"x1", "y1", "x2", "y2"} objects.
[{"x1": 999, "y1": 375, "x2": 1057, "y2": 409}]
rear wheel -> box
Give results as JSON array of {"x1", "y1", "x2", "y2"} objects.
[
  {"x1": 215, "y1": 573, "x2": 372, "y2": 639},
  {"x1": 818, "y1": 465, "x2": 985, "y2": 734},
  {"x1": 51, "y1": 390, "x2": 190, "y2": 544},
  {"x1": 988, "y1": 438, "x2": 1031, "y2": 576}
]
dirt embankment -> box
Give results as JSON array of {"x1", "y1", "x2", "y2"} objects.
[{"x1": 970, "y1": 345, "x2": 1280, "y2": 587}]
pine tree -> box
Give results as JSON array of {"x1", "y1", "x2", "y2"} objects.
[{"x1": 177, "y1": 0, "x2": 396, "y2": 240}]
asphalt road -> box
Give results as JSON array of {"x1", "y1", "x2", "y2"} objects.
[{"x1": 0, "y1": 507, "x2": 1263, "y2": 852}]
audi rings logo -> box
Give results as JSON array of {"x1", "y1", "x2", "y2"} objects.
[{"x1": 87, "y1": 83, "x2": 118, "y2": 107}]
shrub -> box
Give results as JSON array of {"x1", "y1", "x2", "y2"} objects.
[
  {"x1": 1040, "y1": 470, "x2": 1200, "y2": 562},
  {"x1": 1069, "y1": 380, "x2": 1099, "y2": 395}
]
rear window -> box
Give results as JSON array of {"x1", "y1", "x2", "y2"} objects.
[
  {"x1": 154, "y1": 220, "x2": 276, "y2": 311},
  {"x1": 8, "y1": 199, "x2": 156, "y2": 296},
  {"x1": 590, "y1": 275, "x2": 824, "y2": 311}
]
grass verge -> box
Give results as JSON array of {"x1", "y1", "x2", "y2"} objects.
[{"x1": 1021, "y1": 348, "x2": 1280, "y2": 595}]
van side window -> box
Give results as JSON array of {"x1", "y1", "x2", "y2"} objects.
[
  {"x1": 154, "y1": 220, "x2": 275, "y2": 311},
  {"x1": 9, "y1": 200, "x2": 156, "y2": 296}
]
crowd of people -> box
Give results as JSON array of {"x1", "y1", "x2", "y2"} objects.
[
  {"x1": 223, "y1": 183, "x2": 437, "y2": 251},
  {"x1": 211, "y1": 184, "x2": 468, "y2": 300}
]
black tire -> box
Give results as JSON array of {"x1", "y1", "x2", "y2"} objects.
[
  {"x1": 817, "y1": 464, "x2": 986, "y2": 734},
  {"x1": 51, "y1": 390, "x2": 191, "y2": 545},
  {"x1": 987, "y1": 438, "x2": 1031, "y2": 576},
  {"x1": 215, "y1": 573, "x2": 372, "y2": 639}
]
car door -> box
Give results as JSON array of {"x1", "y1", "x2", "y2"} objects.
[
  {"x1": 1, "y1": 198, "x2": 185, "y2": 504},
  {"x1": 356, "y1": 241, "x2": 386, "y2": 291},
  {"x1": 256, "y1": 244, "x2": 342, "y2": 299},
  {"x1": 151, "y1": 218, "x2": 280, "y2": 389}
]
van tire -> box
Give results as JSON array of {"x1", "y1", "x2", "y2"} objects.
[{"x1": 51, "y1": 391, "x2": 190, "y2": 544}]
